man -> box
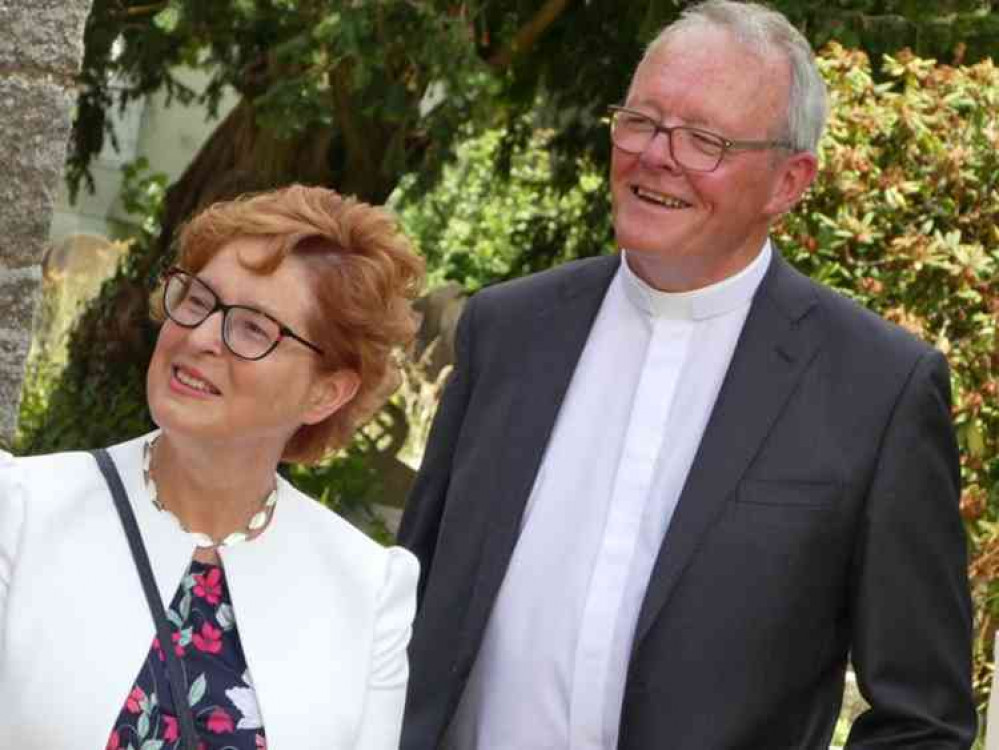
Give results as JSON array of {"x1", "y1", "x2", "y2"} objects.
[{"x1": 398, "y1": 2, "x2": 977, "y2": 748}]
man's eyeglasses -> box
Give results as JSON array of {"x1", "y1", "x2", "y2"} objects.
[
  {"x1": 607, "y1": 105, "x2": 793, "y2": 172},
  {"x1": 162, "y1": 268, "x2": 325, "y2": 361}
]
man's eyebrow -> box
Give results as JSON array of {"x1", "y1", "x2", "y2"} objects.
[
  {"x1": 683, "y1": 115, "x2": 715, "y2": 130},
  {"x1": 623, "y1": 101, "x2": 716, "y2": 131}
]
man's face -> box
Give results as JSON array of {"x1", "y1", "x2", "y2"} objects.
[{"x1": 610, "y1": 27, "x2": 809, "y2": 291}]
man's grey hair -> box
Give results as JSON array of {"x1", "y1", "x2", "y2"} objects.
[{"x1": 642, "y1": 0, "x2": 828, "y2": 154}]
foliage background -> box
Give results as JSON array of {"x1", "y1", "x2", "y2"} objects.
[{"x1": 12, "y1": 0, "x2": 999, "y2": 738}]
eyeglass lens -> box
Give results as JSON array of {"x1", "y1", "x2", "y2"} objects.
[
  {"x1": 164, "y1": 273, "x2": 282, "y2": 360},
  {"x1": 611, "y1": 111, "x2": 725, "y2": 171}
]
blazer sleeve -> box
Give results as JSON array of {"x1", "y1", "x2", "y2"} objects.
[
  {"x1": 847, "y1": 350, "x2": 978, "y2": 747},
  {"x1": 397, "y1": 296, "x2": 476, "y2": 605},
  {"x1": 354, "y1": 546, "x2": 419, "y2": 750},
  {"x1": 0, "y1": 451, "x2": 25, "y2": 636}
]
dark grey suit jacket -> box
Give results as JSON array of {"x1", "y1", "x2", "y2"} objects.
[{"x1": 398, "y1": 252, "x2": 976, "y2": 749}]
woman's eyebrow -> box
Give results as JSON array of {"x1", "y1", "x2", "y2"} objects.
[{"x1": 193, "y1": 273, "x2": 284, "y2": 320}]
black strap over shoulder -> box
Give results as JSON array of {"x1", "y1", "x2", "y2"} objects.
[{"x1": 91, "y1": 448, "x2": 200, "y2": 750}]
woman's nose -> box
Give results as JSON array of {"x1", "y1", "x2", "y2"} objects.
[{"x1": 183, "y1": 310, "x2": 226, "y2": 355}]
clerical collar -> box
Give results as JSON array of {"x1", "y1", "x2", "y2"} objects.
[{"x1": 620, "y1": 240, "x2": 772, "y2": 321}]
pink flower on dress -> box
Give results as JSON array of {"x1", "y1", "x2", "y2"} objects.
[
  {"x1": 153, "y1": 633, "x2": 187, "y2": 661},
  {"x1": 125, "y1": 686, "x2": 146, "y2": 714},
  {"x1": 157, "y1": 631, "x2": 187, "y2": 657},
  {"x1": 162, "y1": 714, "x2": 179, "y2": 742},
  {"x1": 193, "y1": 567, "x2": 223, "y2": 605},
  {"x1": 192, "y1": 622, "x2": 223, "y2": 654},
  {"x1": 256, "y1": 733, "x2": 267, "y2": 749},
  {"x1": 153, "y1": 635, "x2": 184, "y2": 660},
  {"x1": 206, "y1": 706, "x2": 234, "y2": 734},
  {"x1": 106, "y1": 730, "x2": 121, "y2": 750}
]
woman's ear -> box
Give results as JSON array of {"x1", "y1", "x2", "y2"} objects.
[{"x1": 301, "y1": 369, "x2": 361, "y2": 425}]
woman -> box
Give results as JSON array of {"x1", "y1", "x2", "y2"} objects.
[{"x1": 0, "y1": 185, "x2": 425, "y2": 749}]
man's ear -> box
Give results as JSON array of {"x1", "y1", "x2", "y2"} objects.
[
  {"x1": 302, "y1": 369, "x2": 361, "y2": 425},
  {"x1": 764, "y1": 150, "x2": 819, "y2": 218}
]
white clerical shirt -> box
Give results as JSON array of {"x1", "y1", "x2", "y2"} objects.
[{"x1": 445, "y1": 241, "x2": 772, "y2": 750}]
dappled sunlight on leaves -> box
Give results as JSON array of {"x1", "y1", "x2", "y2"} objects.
[{"x1": 777, "y1": 44, "x2": 998, "y2": 711}]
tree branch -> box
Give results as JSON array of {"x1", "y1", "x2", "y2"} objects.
[
  {"x1": 120, "y1": 2, "x2": 168, "y2": 18},
  {"x1": 487, "y1": 0, "x2": 573, "y2": 69}
]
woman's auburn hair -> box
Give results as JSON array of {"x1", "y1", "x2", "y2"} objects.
[{"x1": 155, "y1": 184, "x2": 426, "y2": 465}]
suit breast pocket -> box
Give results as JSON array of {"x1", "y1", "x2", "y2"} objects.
[
  {"x1": 735, "y1": 477, "x2": 841, "y2": 510},
  {"x1": 715, "y1": 479, "x2": 848, "y2": 583}
]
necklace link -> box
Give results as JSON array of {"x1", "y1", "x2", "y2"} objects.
[{"x1": 142, "y1": 436, "x2": 278, "y2": 549}]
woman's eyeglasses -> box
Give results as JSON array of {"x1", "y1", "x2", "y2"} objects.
[{"x1": 162, "y1": 268, "x2": 325, "y2": 361}]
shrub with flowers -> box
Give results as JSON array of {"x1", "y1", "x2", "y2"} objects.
[{"x1": 774, "y1": 43, "x2": 998, "y2": 712}]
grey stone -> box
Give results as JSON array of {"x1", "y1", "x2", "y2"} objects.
[
  {"x1": 0, "y1": 0, "x2": 94, "y2": 445},
  {"x1": 0, "y1": 0, "x2": 92, "y2": 73},
  {"x1": 0, "y1": 75, "x2": 74, "y2": 269},
  {"x1": 0, "y1": 269, "x2": 41, "y2": 444},
  {"x1": 0, "y1": 265, "x2": 43, "y2": 326}
]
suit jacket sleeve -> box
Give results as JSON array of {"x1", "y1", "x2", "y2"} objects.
[
  {"x1": 847, "y1": 349, "x2": 977, "y2": 747},
  {"x1": 354, "y1": 546, "x2": 420, "y2": 750},
  {"x1": 397, "y1": 296, "x2": 476, "y2": 605}
]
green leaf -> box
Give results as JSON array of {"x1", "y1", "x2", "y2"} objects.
[
  {"x1": 140, "y1": 741, "x2": 164, "y2": 750},
  {"x1": 232, "y1": 0, "x2": 255, "y2": 18},
  {"x1": 967, "y1": 422, "x2": 986, "y2": 457},
  {"x1": 188, "y1": 672, "x2": 207, "y2": 706},
  {"x1": 137, "y1": 712, "x2": 149, "y2": 739},
  {"x1": 166, "y1": 608, "x2": 184, "y2": 629},
  {"x1": 313, "y1": 12, "x2": 342, "y2": 42},
  {"x1": 152, "y1": 6, "x2": 181, "y2": 34},
  {"x1": 216, "y1": 603, "x2": 235, "y2": 631},
  {"x1": 179, "y1": 591, "x2": 192, "y2": 621}
]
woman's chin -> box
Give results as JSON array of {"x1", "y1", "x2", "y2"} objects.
[{"x1": 147, "y1": 395, "x2": 219, "y2": 442}]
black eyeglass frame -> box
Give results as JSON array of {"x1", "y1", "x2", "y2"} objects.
[
  {"x1": 607, "y1": 105, "x2": 795, "y2": 172},
  {"x1": 162, "y1": 267, "x2": 325, "y2": 361}
]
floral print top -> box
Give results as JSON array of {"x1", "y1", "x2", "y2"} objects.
[{"x1": 106, "y1": 560, "x2": 267, "y2": 750}]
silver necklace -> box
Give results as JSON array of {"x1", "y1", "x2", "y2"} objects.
[{"x1": 142, "y1": 435, "x2": 278, "y2": 549}]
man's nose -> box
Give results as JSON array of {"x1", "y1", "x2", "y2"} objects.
[{"x1": 640, "y1": 130, "x2": 681, "y2": 172}]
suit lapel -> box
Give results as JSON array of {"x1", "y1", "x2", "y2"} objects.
[
  {"x1": 633, "y1": 254, "x2": 824, "y2": 643},
  {"x1": 461, "y1": 255, "x2": 620, "y2": 646}
]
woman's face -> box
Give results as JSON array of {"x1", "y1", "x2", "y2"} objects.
[{"x1": 147, "y1": 237, "x2": 346, "y2": 456}]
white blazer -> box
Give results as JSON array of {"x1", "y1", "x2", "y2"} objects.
[{"x1": 0, "y1": 433, "x2": 418, "y2": 750}]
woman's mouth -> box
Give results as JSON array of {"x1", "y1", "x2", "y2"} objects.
[{"x1": 172, "y1": 366, "x2": 221, "y2": 395}]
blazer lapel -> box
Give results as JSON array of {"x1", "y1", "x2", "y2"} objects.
[
  {"x1": 220, "y1": 485, "x2": 371, "y2": 750},
  {"x1": 460, "y1": 256, "x2": 620, "y2": 652},
  {"x1": 633, "y1": 254, "x2": 824, "y2": 644}
]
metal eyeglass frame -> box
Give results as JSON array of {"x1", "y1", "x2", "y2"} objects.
[{"x1": 607, "y1": 105, "x2": 794, "y2": 172}]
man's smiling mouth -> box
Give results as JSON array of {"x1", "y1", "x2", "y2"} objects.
[{"x1": 632, "y1": 186, "x2": 692, "y2": 209}]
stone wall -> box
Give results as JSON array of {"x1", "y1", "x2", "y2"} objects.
[{"x1": 0, "y1": 0, "x2": 93, "y2": 446}]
